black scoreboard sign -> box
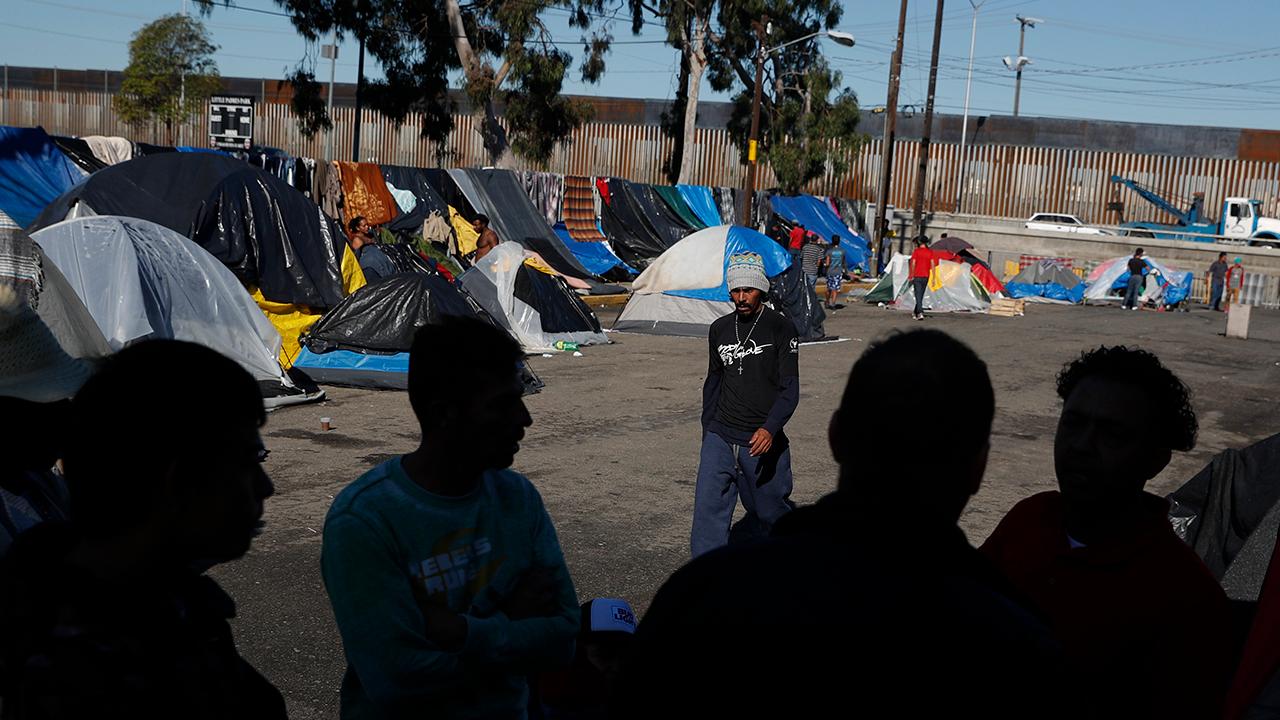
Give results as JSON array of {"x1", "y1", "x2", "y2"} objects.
[{"x1": 208, "y1": 95, "x2": 254, "y2": 150}]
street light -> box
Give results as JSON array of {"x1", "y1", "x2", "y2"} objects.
[
  {"x1": 739, "y1": 28, "x2": 856, "y2": 226},
  {"x1": 1007, "y1": 15, "x2": 1042, "y2": 116},
  {"x1": 955, "y1": 0, "x2": 987, "y2": 214}
]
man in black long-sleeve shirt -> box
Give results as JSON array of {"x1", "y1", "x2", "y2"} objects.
[{"x1": 691, "y1": 251, "x2": 799, "y2": 557}]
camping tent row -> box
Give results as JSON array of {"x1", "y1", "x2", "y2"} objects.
[
  {"x1": 11, "y1": 148, "x2": 611, "y2": 394},
  {"x1": 1004, "y1": 256, "x2": 1194, "y2": 307}
]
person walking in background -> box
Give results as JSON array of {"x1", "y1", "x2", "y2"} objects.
[
  {"x1": 909, "y1": 235, "x2": 936, "y2": 321},
  {"x1": 823, "y1": 235, "x2": 847, "y2": 310},
  {"x1": 800, "y1": 234, "x2": 826, "y2": 298},
  {"x1": 787, "y1": 223, "x2": 806, "y2": 259},
  {"x1": 1124, "y1": 248, "x2": 1147, "y2": 310},
  {"x1": 322, "y1": 317, "x2": 578, "y2": 719},
  {"x1": 1207, "y1": 252, "x2": 1229, "y2": 311},
  {"x1": 691, "y1": 252, "x2": 798, "y2": 558},
  {"x1": 981, "y1": 346, "x2": 1232, "y2": 719},
  {"x1": 1227, "y1": 256, "x2": 1246, "y2": 308}
]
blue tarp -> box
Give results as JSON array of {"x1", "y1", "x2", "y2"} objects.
[
  {"x1": 0, "y1": 126, "x2": 86, "y2": 228},
  {"x1": 554, "y1": 222, "x2": 637, "y2": 276},
  {"x1": 769, "y1": 194, "x2": 870, "y2": 270},
  {"x1": 668, "y1": 225, "x2": 793, "y2": 301},
  {"x1": 1007, "y1": 282, "x2": 1086, "y2": 304},
  {"x1": 293, "y1": 347, "x2": 410, "y2": 389},
  {"x1": 1110, "y1": 260, "x2": 1194, "y2": 305},
  {"x1": 677, "y1": 185, "x2": 723, "y2": 228}
]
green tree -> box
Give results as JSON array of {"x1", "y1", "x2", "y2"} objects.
[
  {"x1": 114, "y1": 14, "x2": 221, "y2": 146},
  {"x1": 200, "y1": 0, "x2": 613, "y2": 167},
  {"x1": 634, "y1": 0, "x2": 862, "y2": 192}
]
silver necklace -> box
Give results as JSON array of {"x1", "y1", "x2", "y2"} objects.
[{"x1": 733, "y1": 310, "x2": 763, "y2": 375}]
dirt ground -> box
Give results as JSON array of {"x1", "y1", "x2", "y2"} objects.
[{"x1": 214, "y1": 300, "x2": 1280, "y2": 719}]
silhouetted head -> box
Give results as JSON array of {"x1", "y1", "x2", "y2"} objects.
[
  {"x1": 1054, "y1": 346, "x2": 1195, "y2": 511},
  {"x1": 1134, "y1": 248, "x2": 1144, "y2": 257},
  {"x1": 408, "y1": 317, "x2": 531, "y2": 475},
  {"x1": 64, "y1": 340, "x2": 270, "y2": 565},
  {"x1": 829, "y1": 330, "x2": 993, "y2": 525}
]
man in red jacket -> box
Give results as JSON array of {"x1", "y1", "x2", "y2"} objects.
[
  {"x1": 982, "y1": 346, "x2": 1232, "y2": 719},
  {"x1": 909, "y1": 235, "x2": 935, "y2": 320}
]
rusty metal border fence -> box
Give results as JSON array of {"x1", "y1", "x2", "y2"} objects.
[{"x1": 6, "y1": 87, "x2": 1280, "y2": 226}]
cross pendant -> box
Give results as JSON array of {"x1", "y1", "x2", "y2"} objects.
[{"x1": 738, "y1": 364, "x2": 744, "y2": 375}]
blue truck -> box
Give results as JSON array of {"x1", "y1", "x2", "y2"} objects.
[{"x1": 1109, "y1": 175, "x2": 1280, "y2": 248}]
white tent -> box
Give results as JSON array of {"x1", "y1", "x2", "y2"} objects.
[
  {"x1": 865, "y1": 253, "x2": 990, "y2": 313},
  {"x1": 33, "y1": 216, "x2": 316, "y2": 407},
  {"x1": 615, "y1": 225, "x2": 795, "y2": 337}
]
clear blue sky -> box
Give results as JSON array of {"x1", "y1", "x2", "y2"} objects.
[{"x1": 4, "y1": 0, "x2": 1280, "y2": 130}]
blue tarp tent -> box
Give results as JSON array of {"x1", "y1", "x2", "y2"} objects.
[
  {"x1": 554, "y1": 222, "x2": 637, "y2": 278},
  {"x1": 1005, "y1": 260, "x2": 1086, "y2": 304},
  {"x1": 769, "y1": 194, "x2": 870, "y2": 270},
  {"x1": 677, "y1": 185, "x2": 723, "y2": 228},
  {"x1": 0, "y1": 126, "x2": 86, "y2": 228},
  {"x1": 1085, "y1": 256, "x2": 1193, "y2": 306}
]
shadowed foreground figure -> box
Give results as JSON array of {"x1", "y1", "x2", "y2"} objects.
[
  {"x1": 323, "y1": 317, "x2": 578, "y2": 719},
  {"x1": 621, "y1": 329, "x2": 1065, "y2": 719},
  {"x1": 0, "y1": 340, "x2": 284, "y2": 719},
  {"x1": 982, "y1": 346, "x2": 1232, "y2": 719}
]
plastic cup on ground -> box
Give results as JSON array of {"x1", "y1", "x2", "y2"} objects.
[{"x1": 320, "y1": 417, "x2": 332, "y2": 431}]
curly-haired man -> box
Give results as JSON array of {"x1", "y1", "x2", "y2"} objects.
[{"x1": 981, "y1": 346, "x2": 1232, "y2": 719}]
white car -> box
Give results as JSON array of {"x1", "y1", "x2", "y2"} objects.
[{"x1": 1024, "y1": 213, "x2": 1112, "y2": 235}]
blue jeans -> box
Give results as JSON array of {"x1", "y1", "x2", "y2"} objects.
[
  {"x1": 912, "y1": 277, "x2": 928, "y2": 315},
  {"x1": 805, "y1": 273, "x2": 819, "y2": 295},
  {"x1": 1211, "y1": 280, "x2": 1224, "y2": 310},
  {"x1": 1124, "y1": 274, "x2": 1144, "y2": 308},
  {"x1": 691, "y1": 430, "x2": 794, "y2": 558}
]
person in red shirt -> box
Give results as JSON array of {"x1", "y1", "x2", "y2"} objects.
[
  {"x1": 787, "y1": 223, "x2": 806, "y2": 257},
  {"x1": 981, "y1": 346, "x2": 1232, "y2": 719},
  {"x1": 908, "y1": 235, "x2": 935, "y2": 321}
]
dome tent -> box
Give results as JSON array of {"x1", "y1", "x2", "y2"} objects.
[{"x1": 33, "y1": 216, "x2": 319, "y2": 408}]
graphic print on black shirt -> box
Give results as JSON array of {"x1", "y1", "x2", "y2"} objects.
[{"x1": 703, "y1": 307, "x2": 799, "y2": 442}]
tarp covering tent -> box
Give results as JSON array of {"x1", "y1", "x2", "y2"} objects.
[
  {"x1": 458, "y1": 242, "x2": 608, "y2": 352},
  {"x1": 51, "y1": 136, "x2": 109, "y2": 175},
  {"x1": 1006, "y1": 260, "x2": 1085, "y2": 304},
  {"x1": 380, "y1": 165, "x2": 453, "y2": 240},
  {"x1": 653, "y1": 185, "x2": 707, "y2": 230},
  {"x1": 0, "y1": 126, "x2": 86, "y2": 229},
  {"x1": 563, "y1": 175, "x2": 607, "y2": 242},
  {"x1": 597, "y1": 178, "x2": 679, "y2": 270},
  {"x1": 337, "y1": 161, "x2": 398, "y2": 226},
  {"x1": 769, "y1": 194, "x2": 870, "y2": 270},
  {"x1": 0, "y1": 210, "x2": 110, "y2": 361},
  {"x1": 677, "y1": 185, "x2": 723, "y2": 228},
  {"x1": 864, "y1": 253, "x2": 991, "y2": 313},
  {"x1": 1169, "y1": 431, "x2": 1280, "y2": 601},
  {"x1": 627, "y1": 182, "x2": 698, "y2": 248},
  {"x1": 554, "y1": 222, "x2": 635, "y2": 282},
  {"x1": 31, "y1": 152, "x2": 358, "y2": 309},
  {"x1": 615, "y1": 225, "x2": 825, "y2": 339},
  {"x1": 1084, "y1": 256, "x2": 1193, "y2": 306},
  {"x1": 33, "y1": 216, "x2": 317, "y2": 407},
  {"x1": 448, "y1": 168, "x2": 594, "y2": 281},
  {"x1": 302, "y1": 272, "x2": 477, "y2": 355}
]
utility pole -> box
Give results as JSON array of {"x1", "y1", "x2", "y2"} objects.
[
  {"x1": 955, "y1": 0, "x2": 986, "y2": 213},
  {"x1": 1010, "y1": 15, "x2": 1040, "y2": 116},
  {"x1": 739, "y1": 18, "x2": 768, "y2": 228},
  {"x1": 322, "y1": 33, "x2": 338, "y2": 161},
  {"x1": 352, "y1": 33, "x2": 365, "y2": 162},
  {"x1": 913, "y1": 0, "x2": 944, "y2": 239},
  {"x1": 873, "y1": 0, "x2": 909, "y2": 267}
]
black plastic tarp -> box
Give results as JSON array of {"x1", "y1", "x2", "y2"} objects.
[
  {"x1": 51, "y1": 136, "x2": 109, "y2": 174},
  {"x1": 1169, "y1": 432, "x2": 1280, "y2": 601},
  {"x1": 304, "y1": 272, "x2": 478, "y2": 354},
  {"x1": 382, "y1": 165, "x2": 450, "y2": 236},
  {"x1": 31, "y1": 153, "x2": 348, "y2": 308},
  {"x1": 628, "y1": 182, "x2": 697, "y2": 247},
  {"x1": 769, "y1": 262, "x2": 827, "y2": 342},
  {"x1": 448, "y1": 168, "x2": 593, "y2": 280},
  {"x1": 513, "y1": 264, "x2": 604, "y2": 334},
  {"x1": 598, "y1": 177, "x2": 674, "y2": 270}
]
